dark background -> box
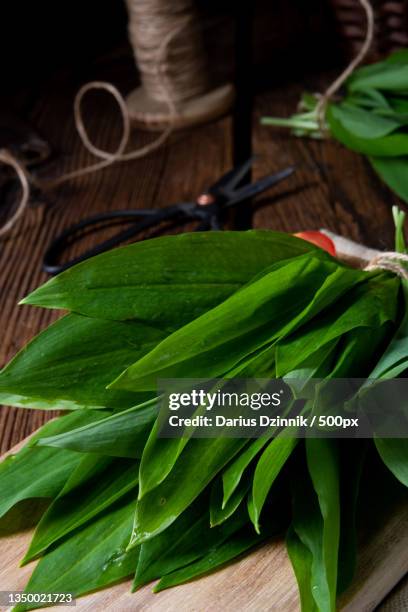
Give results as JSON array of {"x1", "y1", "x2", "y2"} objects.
[{"x1": 0, "y1": 0, "x2": 343, "y2": 97}]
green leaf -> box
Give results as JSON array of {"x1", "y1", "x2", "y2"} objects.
[
  {"x1": 0, "y1": 314, "x2": 165, "y2": 410},
  {"x1": 154, "y1": 525, "x2": 267, "y2": 592},
  {"x1": 369, "y1": 279, "x2": 408, "y2": 379},
  {"x1": 375, "y1": 438, "x2": 408, "y2": 487},
  {"x1": 14, "y1": 494, "x2": 139, "y2": 612},
  {"x1": 23, "y1": 455, "x2": 139, "y2": 563},
  {"x1": 286, "y1": 526, "x2": 317, "y2": 612},
  {"x1": 133, "y1": 496, "x2": 247, "y2": 589},
  {"x1": 130, "y1": 438, "x2": 247, "y2": 546},
  {"x1": 276, "y1": 275, "x2": 399, "y2": 376},
  {"x1": 250, "y1": 436, "x2": 298, "y2": 533},
  {"x1": 306, "y1": 439, "x2": 340, "y2": 612},
  {"x1": 36, "y1": 399, "x2": 158, "y2": 459},
  {"x1": 22, "y1": 231, "x2": 318, "y2": 328},
  {"x1": 332, "y1": 104, "x2": 400, "y2": 139},
  {"x1": 112, "y1": 254, "x2": 340, "y2": 392},
  {"x1": 210, "y1": 475, "x2": 250, "y2": 527},
  {"x1": 348, "y1": 60, "x2": 408, "y2": 93},
  {"x1": 370, "y1": 156, "x2": 408, "y2": 206},
  {"x1": 328, "y1": 104, "x2": 408, "y2": 157},
  {"x1": 221, "y1": 438, "x2": 267, "y2": 507},
  {"x1": 337, "y1": 441, "x2": 367, "y2": 595},
  {"x1": 0, "y1": 411, "x2": 104, "y2": 519}
]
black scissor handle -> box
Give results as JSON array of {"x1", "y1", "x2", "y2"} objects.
[{"x1": 43, "y1": 207, "x2": 179, "y2": 275}]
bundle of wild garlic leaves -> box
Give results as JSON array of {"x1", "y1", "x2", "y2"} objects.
[
  {"x1": 262, "y1": 49, "x2": 408, "y2": 204},
  {"x1": 0, "y1": 228, "x2": 407, "y2": 612}
]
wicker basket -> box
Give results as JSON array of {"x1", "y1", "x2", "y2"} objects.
[{"x1": 330, "y1": 0, "x2": 408, "y2": 60}]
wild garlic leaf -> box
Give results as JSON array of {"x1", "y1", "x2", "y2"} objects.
[
  {"x1": 250, "y1": 436, "x2": 298, "y2": 533},
  {"x1": 305, "y1": 439, "x2": 340, "y2": 612},
  {"x1": 22, "y1": 231, "x2": 317, "y2": 328},
  {"x1": 276, "y1": 275, "x2": 399, "y2": 376},
  {"x1": 286, "y1": 526, "x2": 317, "y2": 612},
  {"x1": 375, "y1": 438, "x2": 408, "y2": 487},
  {"x1": 0, "y1": 411, "x2": 105, "y2": 519},
  {"x1": 36, "y1": 399, "x2": 158, "y2": 459},
  {"x1": 210, "y1": 474, "x2": 250, "y2": 527},
  {"x1": 134, "y1": 496, "x2": 246, "y2": 590},
  {"x1": 348, "y1": 60, "x2": 408, "y2": 93},
  {"x1": 331, "y1": 104, "x2": 400, "y2": 139},
  {"x1": 337, "y1": 441, "x2": 367, "y2": 595},
  {"x1": 13, "y1": 493, "x2": 139, "y2": 612},
  {"x1": 130, "y1": 438, "x2": 247, "y2": 547},
  {"x1": 371, "y1": 157, "x2": 408, "y2": 206},
  {"x1": 368, "y1": 278, "x2": 408, "y2": 379},
  {"x1": 112, "y1": 255, "x2": 340, "y2": 392},
  {"x1": 23, "y1": 455, "x2": 139, "y2": 563},
  {"x1": 154, "y1": 526, "x2": 267, "y2": 592},
  {"x1": 0, "y1": 314, "x2": 165, "y2": 410},
  {"x1": 327, "y1": 104, "x2": 408, "y2": 157}
]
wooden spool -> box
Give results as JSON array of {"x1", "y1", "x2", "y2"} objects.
[{"x1": 125, "y1": 0, "x2": 234, "y2": 131}]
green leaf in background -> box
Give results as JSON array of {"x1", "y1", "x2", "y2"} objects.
[
  {"x1": 154, "y1": 526, "x2": 267, "y2": 592},
  {"x1": 23, "y1": 455, "x2": 139, "y2": 563},
  {"x1": 36, "y1": 399, "x2": 158, "y2": 459},
  {"x1": 134, "y1": 496, "x2": 246, "y2": 590},
  {"x1": 328, "y1": 104, "x2": 408, "y2": 157},
  {"x1": 130, "y1": 438, "x2": 247, "y2": 547},
  {"x1": 332, "y1": 104, "x2": 400, "y2": 139},
  {"x1": 0, "y1": 314, "x2": 165, "y2": 410},
  {"x1": 112, "y1": 255, "x2": 340, "y2": 392},
  {"x1": 22, "y1": 231, "x2": 318, "y2": 328},
  {"x1": 375, "y1": 438, "x2": 408, "y2": 486},
  {"x1": 0, "y1": 411, "x2": 105, "y2": 519},
  {"x1": 13, "y1": 494, "x2": 139, "y2": 612},
  {"x1": 370, "y1": 156, "x2": 408, "y2": 205},
  {"x1": 250, "y1": 436, "x2": 298, "y2": 533},
  {"x1": 348, "y1": 60, "x2": 408, "y2": 93}
]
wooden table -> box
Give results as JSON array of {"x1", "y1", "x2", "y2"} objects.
[
  {"x1": 0, "y1": 66, "x2": 400, "y2": 453},
  {"x1": 0, "y1": 59, "x2": 407, "y2": 610}
]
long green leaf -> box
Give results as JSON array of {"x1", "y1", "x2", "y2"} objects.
[
  {"x1": 0, "y1": 411, "x2": 104, "y2": 519},
  {"x1": 14, "y1": 494, "x2": 139, "y2": 612},
  {"x1": 112, "y1": 255, "x2": 340, "y2": 392},
  {"x1": 22, "y1": 231, "x2": 318, "y2": 328},
  {"x1": 0, "y1": 314, "x2": 165, "y2": 410},
  {"x1": 250, "y1": 436, "x2": 298, "y2": 533},
  {"x1": 154, "y1": 526, "x2": 266, "y2": 592},
  {"x1": 130, "y1": 438, "x2": 247, "y2": 547},
  {"x1": 133, "y1": 496, "x2": 246, "y2": 590},
  {"x1": 23, "y1": 455, "x2": 139, "y2": 562},
  {"x1": 36, "y1": 399, "x2": 158, "y2": 458}
]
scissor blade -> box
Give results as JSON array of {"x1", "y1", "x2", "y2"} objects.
[
  {"x1": 209, "y1": 157, "x2": 255, "y2": 195},
  {"x1": 225, "y1": 166, "x2": 295, "y2": 207}
]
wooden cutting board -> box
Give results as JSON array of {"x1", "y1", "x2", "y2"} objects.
[{"x1": 0, "y1": 436, "x2": 407, "y2": 612}]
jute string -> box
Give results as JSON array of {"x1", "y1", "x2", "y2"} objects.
[
  {"x1": 0, "y1": 0, "x2": 208, "y2": 237},
  {"x1": 364, "y1": 252, "x2": 408, "y2": 279},
  {"x1": 316, "y1": 0, "x2": 375, "y2": 130}
]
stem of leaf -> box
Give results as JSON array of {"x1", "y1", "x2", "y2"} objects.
[{"x1": 392, "y1": 206, "x2": 407, "y2": 253}]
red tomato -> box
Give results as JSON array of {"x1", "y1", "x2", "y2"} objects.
[{"x1": 294, "y1": 231, "x2": 336, "y2": 256}]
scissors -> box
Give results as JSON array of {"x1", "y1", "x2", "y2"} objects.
[{"x1": 43, "y1": 159, "x2": 294, "y2": 275}]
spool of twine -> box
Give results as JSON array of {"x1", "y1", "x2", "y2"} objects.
[
  {"x1": 125, "y1": 0, "x2": 234, "y2": 129},
  {"x1": 126, "y1": 0, "x2": 209, "y2": 104}
]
